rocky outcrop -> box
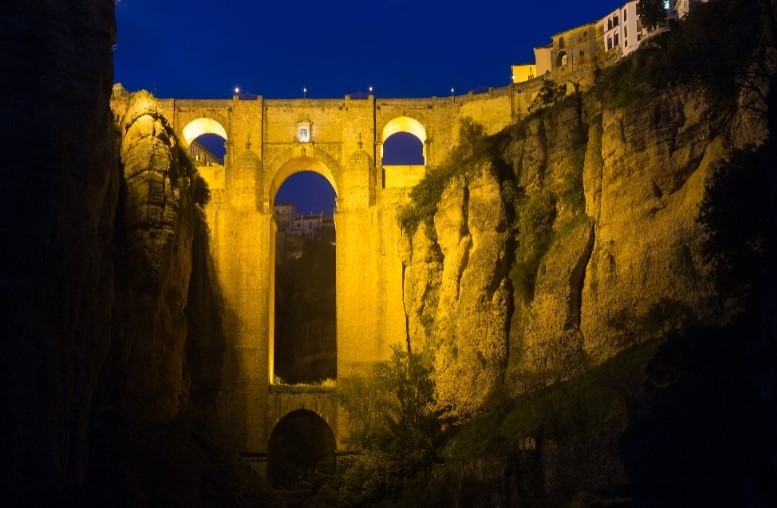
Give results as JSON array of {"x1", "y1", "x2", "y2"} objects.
[
  {"x1": 116, "y1": 91, "x2": 197, "y2": 423},
  {"x1": 400, "y1": 221, "x2": 443, "y2": 349},
  {"x1": 402, "y1": 82, "x2": 769, "y2": 409},
  {"x1": 579, "y1": 88, "x2": 736, "y2": 363},
  {"x1": 403, "y1": 165, "x2": 510, "y2": 418},
  {"x1": 514, "y1": 218, "x2": 595, "y2": 388}
]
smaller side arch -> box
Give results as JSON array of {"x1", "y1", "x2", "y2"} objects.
[
  {"x1": 381, "y1": 116, "x2": 427, "y2": 145},
  {"x1": 380, "y1": 116, "x2": 428, "y2": 164},
  {"x1": 181, "y1": 117, "x2": 228, "y2": 146}
]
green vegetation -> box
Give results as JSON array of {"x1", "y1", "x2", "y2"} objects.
[
  {"x1": 447, "y1": 340, "x2": 662, "y2": 460},
  {"x1": 269, "y1": 378, "x2": 336, "y2": 394},
  {"x1": 535, "y1": 79, "x2": 567, "y2": 107},
  {"x1": 333, "y1": 346, "x2": 446, "y2": 505},
  {"x1": 398, "y1": 118, "x2": 488, "y2": 239},
  {"x1": 637, "y1": 0, "x2": 668, "y2": 31},
  {"x1": 697, "y1": 142, "x2": 774, "y2": 311},
  {"x1": 562, "y1": 122, "x2": 589, "y2": 213},
  {"x1": 599, "y1": 0, "x2": 774, "y2": 112},
  {"x1": 510, "y1": 190, "x2": 557, "y2": 302}
]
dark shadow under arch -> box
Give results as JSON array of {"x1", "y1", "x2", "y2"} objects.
[{"x1": 268, "y1": 409, "x2": 336, "y2": 490}]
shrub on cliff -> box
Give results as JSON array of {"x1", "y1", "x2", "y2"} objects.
[
  {"x1": 697, "y1": 144, "x2": 775, "y2": 312},
  {"x1": 637, "y1": 0, "x2": 668, "y2": 32},
  {"x1": 336, "y1": 346, "x2": 445, "y2": 504},
  {"x1": 511, "y1": 190, "x2": 557, "y2": 302},
  {"x1": 398, "y1": 118, "x2": 487, "y2": 238},
  {"x1": 599, "y1": 0, "x2": 774, "y2": 112}
]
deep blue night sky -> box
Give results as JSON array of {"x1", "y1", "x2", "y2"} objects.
[{"x1": 115, "y1": 0, "x2": 626, "y2": 213}]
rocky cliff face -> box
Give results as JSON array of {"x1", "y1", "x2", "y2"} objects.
[
  {"x1": 0, "y1": 3, "x2": 233, "y2": 502},
  {"x1": 402, "y1": 83, "x2": 769, "y2": 416},
  {"x1": 401, "y1": 166, "x2": 511, "y2": 417},
  {"x1": 115, "y1": 91, "x2": 197, "y2": 424},
  {"x1": 0, "y1": 0, "x2": 117, "y2": 500}
]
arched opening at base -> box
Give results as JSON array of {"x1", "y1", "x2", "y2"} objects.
[{"x1": 268, "y1": 410, "x2": 336, "y2": 490}]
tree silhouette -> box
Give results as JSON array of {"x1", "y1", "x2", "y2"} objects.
[{"x1": 638, "y1": 0, "x2": 668, "y2": 31}]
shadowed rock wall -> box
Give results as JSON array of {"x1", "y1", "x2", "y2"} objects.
[
  {"x1": 0, "y1": 0, "x2": 117, "y2": 501},
  {"x1": 0, "y1": 3, "x2": 259, "y2": 503}
]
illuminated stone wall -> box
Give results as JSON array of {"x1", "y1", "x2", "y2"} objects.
[{"x1": 138, "y1": 86, "x2": 547, "y2": 451}]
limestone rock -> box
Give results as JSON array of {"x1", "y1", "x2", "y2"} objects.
[
  {"x1": 433, "y1": 176, "x2": 470, "y2": 347},
  {"x1": 403, "y1": 222, "x2": 443, "y2": 350},
  {"x1": 407, "y1": 84, "x2": 768, "y2": 401},
  {"x1": 431, "y1": 165, "x2": 510, "y2": 418},
  {"x1": 512, "y1": 218, "x2": 595, "y2": 389},
  {"x1": 580, "y1": 87, "x2": 725, "y2": 362},
  {"x1": 118, "y1": 92, "x2": 197, "y2": 424}
]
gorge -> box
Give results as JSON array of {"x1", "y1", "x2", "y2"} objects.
[{"x1": 1, "y1": 0, "x2": 776, "y2": 506}]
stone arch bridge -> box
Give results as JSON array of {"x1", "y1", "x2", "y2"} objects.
[{"x1": 140, "y1": 85, "x2": 539, "y2": 460}]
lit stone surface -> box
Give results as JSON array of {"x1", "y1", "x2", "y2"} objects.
[{"x1": 108, "y1": 86, "x2": 535, "y2": 450}]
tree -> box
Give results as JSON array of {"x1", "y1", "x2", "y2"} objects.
[
  {"x1": 536, "y1": 79, "x2": 567, "y2": 106},
  {"x1": 336, "y1": 346, "x2": 446, "y2": 503},
  {"x1": 638, "y1": 0, "x2": 668, "y2": 31}
]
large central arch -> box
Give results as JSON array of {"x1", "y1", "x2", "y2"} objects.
[
  {"x1": 268, "y1": 156, "x2": 339, "y2": 203},
  {"x1": 267, "y1": 152, "x2": 340, "y2": 387}
]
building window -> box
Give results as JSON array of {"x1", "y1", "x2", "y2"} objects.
[
  {"x1": 614, "y1": 33, "x2": 619, "y2": 46},
  {"x1": 623, "y1": 8, "x2": 627, "y2": 21},
  {"x1": 297, "y1": 121, "x2": 311, "y2": 143},
  {"x1": 579, "y1": 50, "x2": 585, "y2": 58},
  {"x1": 558, "y1": 36, "x2": 565, "y2": 49},
  {"x1": 614, "y1": 15, "x2": 619, "y2": 27},
  {"x1": 608, "y1": 18, "x2": 612, "y2": 30},
  {"x1": 625, "y1": 26, "x2": 628, "y2": 38},
  {"x1": 607, "y1": 36, "x2": 612, "y2": 50}
]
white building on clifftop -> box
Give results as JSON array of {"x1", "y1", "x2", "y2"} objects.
[{"x1": 598, "y1": 1, "x2": 642, "y2": 57}]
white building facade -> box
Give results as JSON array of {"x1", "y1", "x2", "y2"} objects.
[{"x1": 598, "y1": 1, "x2": 641, "y2": 57}]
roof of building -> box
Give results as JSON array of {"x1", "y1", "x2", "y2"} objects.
[{"x1": 551, "y1": 21, "x2": 597, "y2": 39}]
